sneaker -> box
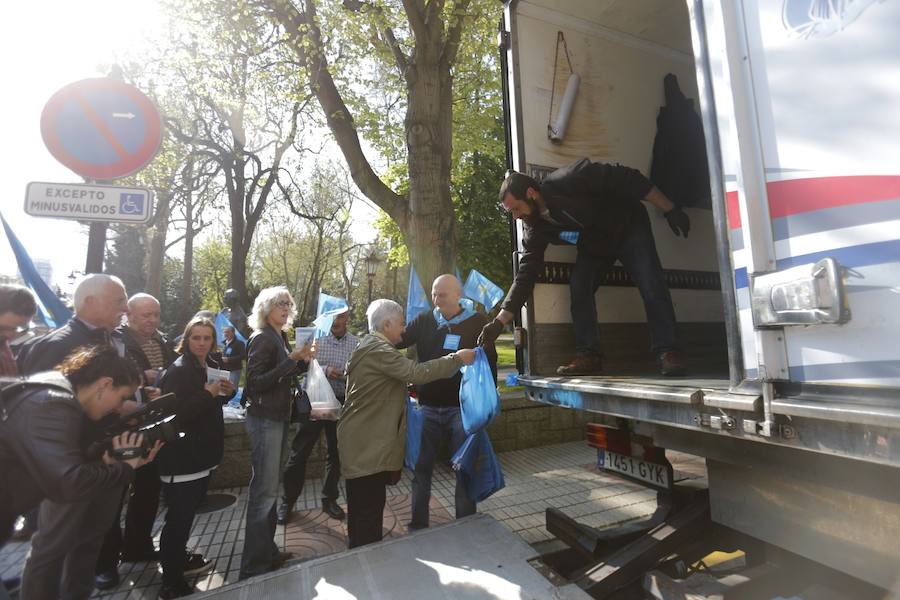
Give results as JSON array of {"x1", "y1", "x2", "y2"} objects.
[
  {"x1": 322, "y1": 499, "x2": 345, "y2": 521},
  {"x1": 95, "y1": 569, "x2": 120, "y2": 591},
  {"x1": 183, "y1": 553, "x2": 214, "y2": 576},
  {"x1": 658, "y1": 350, "x2": 687, "y2": 377},
  {"x1": 158, "y1": 580, "x2": 194, "y2": 599},
  {"x1": 556, "y1": 355, "x2": 604, "y2": 376},
  {"x1": 277, "y1": 500, "x2": 293, "y2": 525}
]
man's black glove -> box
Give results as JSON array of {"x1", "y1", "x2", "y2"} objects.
[
  {"x1": 665, "y1": 207, "x2": 690, "y2": 238},
  {"x1": 477, "y1": 319, "x2": 505, "y2": 347}
]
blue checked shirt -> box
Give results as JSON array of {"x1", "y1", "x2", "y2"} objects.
[{"x1": 311, "y1": 331, "x2": 359, "y2": 398}]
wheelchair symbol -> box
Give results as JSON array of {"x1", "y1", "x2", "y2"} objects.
[{"x1": 119, "y1": 194, "x2": 144, "y2": 215}]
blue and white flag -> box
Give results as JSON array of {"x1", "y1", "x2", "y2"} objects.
[
  {"x1": 406, "y1": 266, "x2": 431, "y2": 324},
  {"x1": 1, "y1": 212, "x2": 71, "y2": 328},
  {"x1": 215, "y1": 311, "x2": 246, "y2": 345},
  {"x1": 463, "y1": 269, "x2": 505, "y2": 312},
  {"x1": 314, "y1": 291, "x2": 348, "y2": 338}
]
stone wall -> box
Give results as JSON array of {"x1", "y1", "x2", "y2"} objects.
[{"x1": 209, "y1": 393, "x2": 599, "y2": 490}]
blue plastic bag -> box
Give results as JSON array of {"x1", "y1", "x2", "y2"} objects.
[
  {"x1": 405, "y1": 396, "x2": 423, "y2": 470},
  {"x1": 459, "y1": 347, "x2": 500, "y2": 434},
  {"x1": 451, "y1": 430, "x2": 505, "y2": 502}
]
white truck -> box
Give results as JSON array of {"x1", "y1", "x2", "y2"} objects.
[{"x1": 500, "y1": 0, "x2": 900, "y2": 591}]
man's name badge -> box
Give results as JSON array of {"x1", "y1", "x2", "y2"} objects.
[{"x1": 443, "y1": 334, "x2": 461, "y2": 351}]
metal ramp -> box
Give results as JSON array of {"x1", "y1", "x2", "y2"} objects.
[{"x1": 196, "y1": 514, "x2": 590, "y2": 599}]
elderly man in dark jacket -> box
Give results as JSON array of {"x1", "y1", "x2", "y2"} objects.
[
  {"x1": 95, "y1": 293, "x2": 179, "y2": 590},
  {"x1": 480, "y1": 159, "x2": 690, "y2": 376}
]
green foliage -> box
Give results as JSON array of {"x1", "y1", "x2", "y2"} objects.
[
  {"x1": 194, "y1": 236, "x2": 233, "y2": 312},
  {"x1": 105, "y1": 226, "x2": 148, "y2": 296}
]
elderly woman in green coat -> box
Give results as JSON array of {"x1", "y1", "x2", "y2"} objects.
[{"x1": 338, "y1": 299, "x2": 476, "y2": 548}]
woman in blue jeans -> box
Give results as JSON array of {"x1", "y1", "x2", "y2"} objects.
[
  {"x1": 239, "y1": 287, "x2": 314, "y2": 580},
  {"x1": 156, "y1": 317, "x2": 235, "y2": 598}
]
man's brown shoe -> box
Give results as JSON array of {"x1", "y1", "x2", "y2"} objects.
[
  {"x1": 658, "y1": 350, "x2": 687, "y2": 376},
  {"x1": 556, "y1": 355, "x2": 603, "y2": 376}
]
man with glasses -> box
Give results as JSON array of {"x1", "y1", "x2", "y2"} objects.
[{"x1": 0, "y1": 284, "x2": 36, "y2": 377}]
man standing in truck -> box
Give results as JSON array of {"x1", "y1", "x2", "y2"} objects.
[{"x1": 479, "y1": 158, "x2": 690, "y2": 376}]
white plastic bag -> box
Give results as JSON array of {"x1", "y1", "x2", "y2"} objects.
[{"x1": 306, "y1": 359, "x2": 341, "y2": 420}]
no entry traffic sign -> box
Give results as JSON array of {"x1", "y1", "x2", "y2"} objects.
[{"x1": 40, "y1": 78, "x2": 163, "y2": 180}]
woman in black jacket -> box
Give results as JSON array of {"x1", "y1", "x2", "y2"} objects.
[
  {"x1": 156, "y1": 317, "x2": 235, "y2": 599},
  {"x1": 238, "y1": 286, "x2": 314, "y2": 580}
]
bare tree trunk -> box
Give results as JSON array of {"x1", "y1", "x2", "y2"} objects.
[
  {"x1": 145, "y1": 189, "x2": 171, "y2": 298},
  {"x1": 179, "y1": 191, "x2": 196, "y2": 327}
]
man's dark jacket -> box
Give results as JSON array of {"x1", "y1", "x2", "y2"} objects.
[
  {"x1": 16, "y1": 318, "x2": 115, "y2": 375},
  {"x1": 243, "y1": 326, "x2": 308, "y2": 422},
  {"x1": 118, "y1": 325, "x2": 177, "y2": 381},
  {"x1": 156, "y1": 353, "x2": 235, "y2": 479},
  {"x1": 501, "y1": 159, "x2": 654, "y2": 314},
  {"x1": 221, "y1": 338, "x2": 246, "y2": 372},
  {"x1": 400, "y1": 310, "x2": 498, "y2": 408},
  {"x1": 0, "y1": 375, "x2": 134, "y2": 545}
]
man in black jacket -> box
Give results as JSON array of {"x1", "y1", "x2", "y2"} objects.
[
  {"x1": 16, "y1": 274, "x2": 133, "y2": 599},
  {"x1": 221, "y1": 326, "x2": 246, "y2": 388},
  {"x1": 400, "y1": 275, "x2": 498, "y2": 530},
  {"x1": 479, "y1": 159, "x2": 689, "y2": 376},
  {"x1": 95, "y1": 293, "x2": 179, "y2": 589}
]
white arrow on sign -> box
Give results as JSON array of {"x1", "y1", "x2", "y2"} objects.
[{"x1": 112, "y1": 112, "x2": 136, "y2": 119}]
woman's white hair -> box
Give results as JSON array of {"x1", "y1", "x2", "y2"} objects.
[
  {"x1": 250, "y1": 286, "x2": 296, "y2": 331},
  {"x1": 366, "y1": 299, "x2": 403, "y2": 333}
]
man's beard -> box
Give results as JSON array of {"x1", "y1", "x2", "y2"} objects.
[{"x1": 521, "y1": 195, "x2": 542, "y2": 227}]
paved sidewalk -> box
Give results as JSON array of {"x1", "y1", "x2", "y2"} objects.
[{"x1": 0, "y1": 441, "x2": 705, "y2": 598}]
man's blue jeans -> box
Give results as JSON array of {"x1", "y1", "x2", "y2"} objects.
[
  {"x1": 570, "y1": 215, "x2": 678, "y2": 357},
  {"x1": 410, "y1": 406, "x2": 476, "y2": 529},
  {"x1": 240, "y1": 414, "x2": 290, "y2": 578}
]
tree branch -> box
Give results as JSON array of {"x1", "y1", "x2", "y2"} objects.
[
  {"x1": 441, "y1": 0, "x2": 471, "y2": 66},
  {"x1": 269, "y1": 0, "x2": 408, "y2": 230},
  {"x1": 400, "y1": 0, "x2": 428, "y2": 41}
]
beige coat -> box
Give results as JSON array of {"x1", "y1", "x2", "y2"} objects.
[{"x1": 338, "y1": 332, "x2": 463, "y2": 479}]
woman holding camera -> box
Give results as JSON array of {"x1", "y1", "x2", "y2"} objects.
[
  {"x1": 2, "y1": 345, "x2": 160, "y2": 599},
  {"x1": 239, "y1": 286, "x2": 315, "y2": 580},
  {"x1": 156, "y1": 317, "x2": 235, "y2": 599}
]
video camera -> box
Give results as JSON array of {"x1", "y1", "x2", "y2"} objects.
[{"x1": 87, "y1": 393, "x2": 183, "y2": 460}]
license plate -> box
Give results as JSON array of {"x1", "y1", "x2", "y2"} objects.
[{"x1": 599, "y1": 450, "x2": 670, "y2": 489}]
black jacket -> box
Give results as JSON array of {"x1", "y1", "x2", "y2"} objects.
[
  {"x1": 156, "y1": 353, "x2": 235, "y2": 479},
  {"x1": 17, "y1": 318, "x2": 117, "y2": 375},
  {"x1": 118, "y1": 325, "x2": 178, "y2": 381},
  {"x1": 244, "y1": 326, "x2": 308, "y2": 422},
  {"x1": 400, "y1": 310, "x2": 498, "y2": 408},
  {"x1": 0, "y1": 374, "x2": 134, "y2": 545},
  {"x1": 501, "y1": 159, "x2": 653, "y2": 314},
  {"x1": 221, "y1": 338, "x2": 246, "y2": 372}
]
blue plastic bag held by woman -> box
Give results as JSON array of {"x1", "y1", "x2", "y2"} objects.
[
  {"x1": 459, "y1": 347, "x2": 500, "y2": 434},
  {"x1": 450, "y1": 430, "x2": 505, "y2": 502},
  {"x1": 405, "y1": 396, "x2": 424, "y2": 470}
]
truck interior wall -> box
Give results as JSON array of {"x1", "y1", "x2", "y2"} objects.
[{"x1": 512, "y1": 1, "x2": 728, "y2": 375}]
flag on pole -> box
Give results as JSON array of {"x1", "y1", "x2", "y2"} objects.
[
  {"x1": 1, "y1": 211, "x2": 72, "y2": 328},
  {"x1": 313, "y1": 291, "x2": 349, "y2": 338},
  {"x1": 215, "y1": 311, "x2": 246, "y2": 345},
  {"x1": 463, "y1": 269, "x2": 505, "y2": 311},
  {"x1": 406, "y1": 266, "x2": 431, "y2": 324}
]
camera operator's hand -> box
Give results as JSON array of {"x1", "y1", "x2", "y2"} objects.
[
  {"x1": 119, "y1": 399, "x2": 140, "y2": 416},
  {"x1": 104, "y1": 433, "x2": 162, "y2": 470},
  {"x1": 144, "y1": 386, "x2": 162, "y2": 400},
  {"x1": 290, "y1": 342, "x2": 316, "y2": 363}
]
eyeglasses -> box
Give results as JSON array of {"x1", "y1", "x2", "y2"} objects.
[{"x1": 276, "y1": 300, "x2": 294, "y2": 309}]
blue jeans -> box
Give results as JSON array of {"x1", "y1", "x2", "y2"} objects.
[
  {"x1": 229, "y1": 370, "x2": 242, "y2": 388},
  {"x1": 410, "y1": 406, "x2": 476, "y2": 529},
  {"x1": 240, "y1": 414, "x2": 290, "y2": 578},
  {"x1": 570, "y1": 215, "x2": 678, "y2": 356}
]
